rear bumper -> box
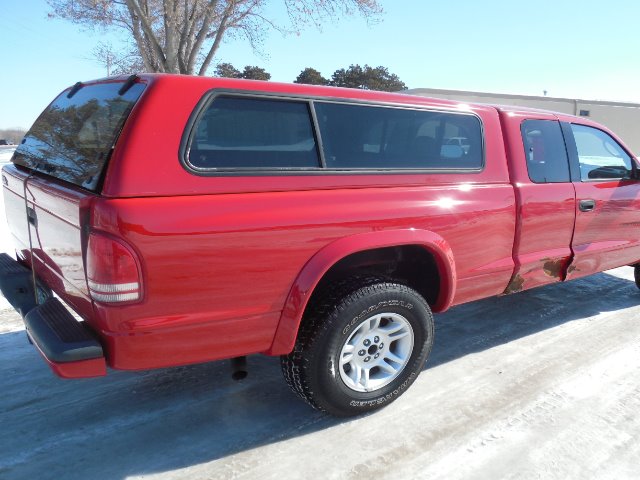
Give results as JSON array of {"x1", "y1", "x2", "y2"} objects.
[{"x1": 0, "y1": 253, "x2": 106, "y2": 378}]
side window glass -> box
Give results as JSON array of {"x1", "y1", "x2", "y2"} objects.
[
  {"x1": 570, "y1": 124, "x2": 632, "y2": 181},
  {"x1": 314, "y1": 102, "x2": 483, "y2": 170},
  {"x1": 521, "y1": 120, "x2": 570, "y2": 183},
  {"x1": 188, "y1": 96, "x2": 320, "y2": 169}
]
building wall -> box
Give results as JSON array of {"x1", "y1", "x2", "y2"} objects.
[{"x1": 405, "y1": 88, "x2": 640, "y2": 155}]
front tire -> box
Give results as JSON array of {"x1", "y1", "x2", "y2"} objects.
[{"x1": 281, "y1": 280, "x2": 434, "y2": 417}]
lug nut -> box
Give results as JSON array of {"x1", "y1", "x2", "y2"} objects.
[
  {"x1": 358, "y1": 349, "x2": 366, "y2": 356},
  {"x1": 364, "y1": 356, "x2": 371, "y2": 362},
  {"x1": 364, "y1": 339, "x2": 371, "y2": 346},
  {"x1": 374, "y1": 336, "x2": 380, "y2": 343},
  {"x1": 374, "y1": 353, "x2": 380, "y2": 359},
  {"x1": 379, "y1": 342, "x2": 384, "y2": 350}
]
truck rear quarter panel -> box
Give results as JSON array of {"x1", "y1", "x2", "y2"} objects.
[{"x1": 90, "y1": 77, "x2": 517, "y2": 369}]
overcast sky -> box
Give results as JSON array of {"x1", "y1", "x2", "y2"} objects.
[{"x1": 1, "y1": 0, "x2": 639, "y2": 129}]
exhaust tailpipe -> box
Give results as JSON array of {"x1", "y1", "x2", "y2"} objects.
[{"x1": 230, "y1": 356, "x2": 248, "y2": 380}]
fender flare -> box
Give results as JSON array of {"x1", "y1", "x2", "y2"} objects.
[{"x1": 267, "y1": 229, "x2": 456, "y2": 355}]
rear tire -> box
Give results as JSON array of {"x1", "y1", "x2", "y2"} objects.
[
  {"x1": 281, "y1": 279, "x2": 434, "y2": 417},
  {"x1": 634, "y1": 265, "x2": 640, "y2": 289}
]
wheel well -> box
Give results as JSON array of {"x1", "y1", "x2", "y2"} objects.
[{"x1": 311, "y1": 245, "x2": 441, "y2": 308}]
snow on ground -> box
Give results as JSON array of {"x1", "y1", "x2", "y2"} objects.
[
  {"x1": 1, "y1": 172, "x2": 640, "y2": 479},
  {"x1": 0, "y1": 146, "x2": 16, "y2": 163}
]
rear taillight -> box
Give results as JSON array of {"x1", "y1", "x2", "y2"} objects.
[{"x1": 86, "y1": 232, "x2": 141, "y2": 303}]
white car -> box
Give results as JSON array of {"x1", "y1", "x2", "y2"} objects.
[{"x1": 444, "y1": 136, "x2": 470, "y2": 154}]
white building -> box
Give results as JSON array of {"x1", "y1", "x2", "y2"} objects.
[{"x1": 406, "y1": 88, "x2": 640, "y2": 155}]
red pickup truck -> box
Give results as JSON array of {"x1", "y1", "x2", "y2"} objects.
[{"x1": 2, "y1": 74, "x2": 639, "y2": 416}]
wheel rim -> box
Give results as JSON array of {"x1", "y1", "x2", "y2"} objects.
[{"x1": 338, "y1": 312, "x2": 414, "y2": 393}]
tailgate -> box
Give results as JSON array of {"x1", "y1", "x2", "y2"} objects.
[
  {"x1": 2, "y1": 78, "x2": 146, "y2": 321},
  {"x1": 2, "y1": 164, "x2": 95, "y2": 319}
]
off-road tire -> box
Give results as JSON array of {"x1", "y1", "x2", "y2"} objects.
[{"x1": 281, "y1": 278, "x2": 434, "y2": 416}]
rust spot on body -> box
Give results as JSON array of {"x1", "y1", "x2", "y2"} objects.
[
  {"x1": 504, "y1": 274, "x2": 525, "y2": 294},
  {"x1": 542, "y1": 259, "x2": 564, "y2": 278}
]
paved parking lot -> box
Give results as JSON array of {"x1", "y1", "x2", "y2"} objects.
[{"x1": 2, "y1": 264, "x2": 640, "y2": 479}]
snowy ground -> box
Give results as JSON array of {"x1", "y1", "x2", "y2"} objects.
[
  {"x1": 1, "y1": 166, "x2": 640, "y2": 479},
  {"x1": 0, "y1": 146, "x2": 16, "y2": 162}
]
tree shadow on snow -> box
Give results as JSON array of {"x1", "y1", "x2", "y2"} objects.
[{"x1": 0, "y1": 270, "x2": 638, "y2": 479}]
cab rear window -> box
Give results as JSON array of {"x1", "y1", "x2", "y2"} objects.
[{"x1": 12, "y1": 81, "x2": 145, "y2": 191}]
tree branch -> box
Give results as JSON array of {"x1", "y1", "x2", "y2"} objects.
[
  {"x1": 197, "y1": 12, "x2": 231, "y2": 75},
  {"x1": 125, "y1": 0, "x2": 167, "y2": 70},
  {"x1": 163, "y1": 0, "x2": 178, "y2": 71},
  {"x1": 186, "y1": 0, "x2": 224, "y2": 74}
]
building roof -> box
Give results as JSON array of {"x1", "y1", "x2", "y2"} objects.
[{"x1": 405, "y1": 87, "x2": 640, "y2": 109}]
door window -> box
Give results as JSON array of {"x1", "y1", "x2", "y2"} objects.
[
  {"x1": 570, "y1": 124, "x2": 632, "y2": 181},
  {"x1": 521, "y1": 120, "x2": 570, "y2": 183}
]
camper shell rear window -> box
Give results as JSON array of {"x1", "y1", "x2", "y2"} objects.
[{"x1": 12, "y1": 81, "x2": 145, "y2": 191}]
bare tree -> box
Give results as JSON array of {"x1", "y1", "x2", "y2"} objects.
[
  {"x1": 92, "y1": 42, "x2": 117, "y2": 76},
  {"x1": 47, "y1": 0, "x2": 382, "y2": 76},
  {"x1": 91, "y1": 41, "x2": 146, "y2": 76}
]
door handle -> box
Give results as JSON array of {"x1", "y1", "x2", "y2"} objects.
[
  {"x1": 579, "y1": 199, "x2": 596, "y2": 212},
  {"x1": 26, "y1": 206, "x2": 38, "y2": 227}
]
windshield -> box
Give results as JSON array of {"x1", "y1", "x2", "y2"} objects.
[{"x1": 12, "y1": 81, "x2": 145, "y2": 191}]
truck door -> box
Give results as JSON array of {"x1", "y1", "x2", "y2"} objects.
[
  {"x1": 503, "y1": 117, "x2": 576, "y2": 292},
  {"x1": 563, "y1": 122, "x2": 640, "y2": 279}
]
